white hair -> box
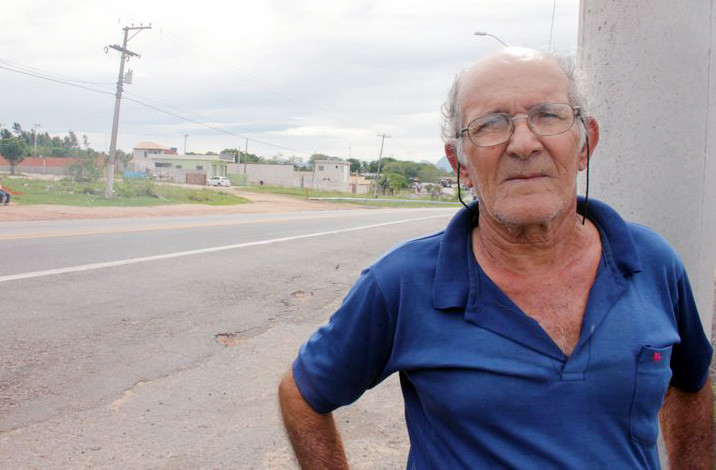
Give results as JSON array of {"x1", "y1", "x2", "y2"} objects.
[{"x1": 441, "y1": 52, "x2": 590, "y2": 164}]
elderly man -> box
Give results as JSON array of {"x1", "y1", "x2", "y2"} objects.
[{"x1": 278, "y1": 48, "x2": 713, "y2": 469}]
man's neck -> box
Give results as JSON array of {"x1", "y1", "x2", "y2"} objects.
[{"x1": 473, "y1": 209, "x2": 597, "y2": 276}]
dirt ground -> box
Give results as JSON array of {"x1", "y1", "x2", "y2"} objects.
[{"x1": 0, "y1": 188, "x2": 362, "y2": 222}]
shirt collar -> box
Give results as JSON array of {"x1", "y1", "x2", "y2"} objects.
[{"x1": 431, "y1": 196, "x2": 642, "y2": 311}]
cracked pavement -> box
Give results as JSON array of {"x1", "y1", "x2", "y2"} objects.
[{"x1": 0, "y1": 207, "x2": 455, "y2": 468}]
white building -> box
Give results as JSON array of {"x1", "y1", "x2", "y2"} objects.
[
  {"x1": 313, "y1": 160, "x2": 350, "y2": 188},
  {"x1": 227, "y1": 159, "x2": 363, "y2": 193},
  {"x1": 129, "y1": 142, "x2": 231, "y2": 184}
]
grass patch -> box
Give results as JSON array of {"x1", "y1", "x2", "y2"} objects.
[
  {"x1": 338, "y1": 199, "x2": 461, "y2": 208},
  {"x1": 242, "y1": 184, "x2": 462, "y2": 207},
  {"x1": 3, "y1": 177, "x2": 250, "y2": 207},
  {"x1": 242, "y1": 185, "x2": 351, "y2": 199}
]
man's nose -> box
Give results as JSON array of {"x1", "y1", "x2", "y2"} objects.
[{"x1": 506, "y1": 116, "x2": 541, "y2": 159}]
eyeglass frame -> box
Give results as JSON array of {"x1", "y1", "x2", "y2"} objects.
[{"x1": 455, "y1": 102, "x2": 582, "y2": 147}]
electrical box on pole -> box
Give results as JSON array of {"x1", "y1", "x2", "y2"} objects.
[{"x1": 104, "y1": 24, "x2": 151, "y2": 198}]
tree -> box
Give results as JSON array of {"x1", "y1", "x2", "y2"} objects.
[
  {"x1": 347, "y1": 158, "x2": 362, "y2": 173},
  {"x1": 377, "y1": 172, "x2": 408, "y2": 195},
  {"x1": 64, "y1": 131, "x2": 80, "y2": 150},
  {"x1": 367, "y1": 157, "x2": 396, "y2": 173},
  {"x1": 117, "y1": 150, "x2": 131, "y2": 170},
  {"x1": 0, "y1": 138, "x2": 27, "y2": 174},
  {"x1": 220, "y1": 148, "x2": 264, "y2": 164},
  {"x1": 381, "y1": 160, "x2": 444, "y2": 183},
  {"x1": 65, "y1": 150, "x2": 103, "y2": 182},
  {"x1": 220, "y1": 148, "x2": 241, "y2": 163}
]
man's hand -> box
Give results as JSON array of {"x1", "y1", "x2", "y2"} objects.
[
  {"x1": 278, "y1": 369, "x2": 349, "y2": 469},
  {"x1": 660, "y1": 379, "x2": 714, "y2": 469}
]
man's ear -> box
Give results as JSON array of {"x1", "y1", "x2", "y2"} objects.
[
  {"x1": 578, "y1": 117, "x2": 600, "y2": 171},
  {"x1": 445, "y1": 143, "x2": 473, "y2": 187}
]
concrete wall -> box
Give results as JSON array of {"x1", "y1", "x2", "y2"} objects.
[
  {"x1": 314, "y1": 160, "x2": 350, "y2": 183},
  {"x1": 228, "y1": 163, "x2": 296, "y2": 186},
  {"x1": 226, "y1": 163, "x2": 354, "y2": 192},
  {"x1": 0, "y1": 156, "x2": 89, "y2": 176},
  {"x1": 579, "y1": 0, "x2": 715, "y2": 336}
]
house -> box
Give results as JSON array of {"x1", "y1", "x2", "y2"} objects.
[{"x1": 129, "y1": 142, "x2": 231, "y2": 184}]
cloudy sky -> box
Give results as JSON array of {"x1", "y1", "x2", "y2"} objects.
[{"x1": 1, "y1": 0, "x2": 579, "y2": 163}]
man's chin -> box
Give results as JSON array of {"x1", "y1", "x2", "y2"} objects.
[{"x1": 490, "y1": 197, "x2": 566, "y2": 227}]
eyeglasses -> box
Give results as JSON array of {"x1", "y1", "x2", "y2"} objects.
[{"x1": 457, "y1": 102, "x2": 581, "y2": 147}]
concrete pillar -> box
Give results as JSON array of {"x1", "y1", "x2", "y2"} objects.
[{"x1": 578, "y1": 1, "x2": 715, "y2": 338}]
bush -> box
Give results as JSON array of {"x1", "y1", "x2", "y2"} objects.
[
  {"x1": 57, "y1": 178, "x2": 103, "y2": 195},
  {"x1": 188, "y1": 189, "x2": 214, "y2": 202},
  {"x1": 65, "y1": 152, "x2": 104, "y2": 182},
  {"x1": 114, "y1": 180, "x2": 159, "y2": 198}
]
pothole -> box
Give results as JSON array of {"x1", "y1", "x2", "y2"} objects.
[
  {"x1": 214, "y1": 332, "x2": 241, "y2": 347},
  {"x1": 290, "y1": 290, "x2": 313, "y2": 300}
]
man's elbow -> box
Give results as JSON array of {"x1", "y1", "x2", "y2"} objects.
[{"x1": 278, "y1": 369, "x2": 297, "y2": 408}]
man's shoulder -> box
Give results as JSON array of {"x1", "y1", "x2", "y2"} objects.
[
  {"x1": 587, "y1": 198, "x2": 685, "y2": 275},
  {"x1": 626, "y1": 222, "x2": 683, "y2": 267}
]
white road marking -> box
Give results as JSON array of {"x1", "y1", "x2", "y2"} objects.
[{"x1": 0, "y1": 215, "x2": 448, "y2": 283}]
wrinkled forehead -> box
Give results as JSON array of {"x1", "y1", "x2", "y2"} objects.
[{"x1": 458, "y1": 48, "x2": 570, "y2": 111}]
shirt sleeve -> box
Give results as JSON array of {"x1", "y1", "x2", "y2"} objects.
[
  {"x1": 292, "y1": 269, "x2": 396, "y2": 413},
  {"x1": 669, "y1": 268, "x2": 713, "y2": 392}
]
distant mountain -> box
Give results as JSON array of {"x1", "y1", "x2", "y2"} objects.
[{"x1": 435, "y1": 155, "x2": 454, "y2": 173}]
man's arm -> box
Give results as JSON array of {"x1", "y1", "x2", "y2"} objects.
[
  {"x1": 659, "y1": 379, "x2": 714, "y2": 469},
  {"x1": 278, "y1": 369, "x2": 349, "y2": 469}
]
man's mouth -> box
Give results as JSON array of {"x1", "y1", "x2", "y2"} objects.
[{"x1": 505, "y1": 174, "x2": 546, "y2": 182}]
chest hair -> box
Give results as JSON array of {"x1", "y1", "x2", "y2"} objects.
[{"x1": 500, "y1": 274, "x2": 594, "y2": 355}]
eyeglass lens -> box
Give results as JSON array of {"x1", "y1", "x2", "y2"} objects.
[{"x1": 466, "y1": 103, "x2": 576, "y2": 146}]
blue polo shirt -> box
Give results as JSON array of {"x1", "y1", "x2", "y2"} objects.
[{"x1": 293, "y1": 198, "x2": 712, "y2": 469}]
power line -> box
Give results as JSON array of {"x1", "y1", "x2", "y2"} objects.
[
  {"x1": 0, "y1": 59, "x2": 116, "y2": 86},
  {"x1": 71, "y1": 0, "x2": 380, "y2": 134},
  {"x1": 0, "y1": 63, "x2": 114, "y2": 96},
  {"x1": 0, "y1": 59, "x2": 314, "y2": 156},
  {"x1": 122, "y1": 96, "x2": 313, "y2": 155}
]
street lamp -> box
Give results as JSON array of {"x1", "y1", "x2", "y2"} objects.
[{"x1": 474, "y1": 31, "x2": 508, "y2": 47}]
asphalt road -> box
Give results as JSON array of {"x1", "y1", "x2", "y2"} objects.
[{"x1": 0, "y1": 207, "x2": 457, "y2": 469}]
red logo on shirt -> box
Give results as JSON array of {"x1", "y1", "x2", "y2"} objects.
[{"x1": 653, "y1": 352, "x2": 662, "y2": 362}]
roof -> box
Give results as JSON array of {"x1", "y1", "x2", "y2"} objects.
[
  {"x1": 133, "y1": 141, "x2": 171, "y2": 151},
  {"x1": 146, "y1": 154, "x2": 229, "y2": 162}
]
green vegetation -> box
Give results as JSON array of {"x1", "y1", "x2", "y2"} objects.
[
  {"x1": 381, "y1": 160, "x2": 444, "y2": 183},
  {"x1": 0, "y1": 138, "x2": 27, "y2": 174},
  {"x1": 245, "y1": 185, "x2": 353, "y2": 198},
  {"x1": 3, "y1": 177, "x2": 250, "y2": 207},
  {"x1": 242, "y1": 184, "x2": 462, "y2": 208},
  {"x1": 1, "y1": 123, "x2": 126, "y2": 160}
]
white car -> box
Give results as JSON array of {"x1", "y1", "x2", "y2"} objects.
[{"x1": 207, "y1": 176, "x2": 230, "y2": 187}]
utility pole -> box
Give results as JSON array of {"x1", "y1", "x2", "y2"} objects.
[
  {"x1": 373, "y1": 133, "x2": 391, "y2": 198},
  {"x1": 33, "y1": 123, "x2": 43, "y2": 173},
  {"x1": 105, "y1": 24, "x2": 151, "y2": 198},
  {"x1": 243, "y1": 138, "x2": 248, "y2": 176},
  {"x1": 183, "y1": 134, "x2": 188, "y2": 154},
  {"x1": 33, "y1": 123, "x2": 40, "y2": 156}
]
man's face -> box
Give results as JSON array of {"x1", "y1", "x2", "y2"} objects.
[{"x1": 453, "y1": 51, "x2": 589, "y2": 227}]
